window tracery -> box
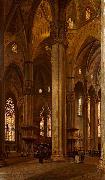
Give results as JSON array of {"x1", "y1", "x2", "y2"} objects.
[
  {"x1": 11, "y1": 43, "x2": 17, "y2": 53},
  {"x1": 67, "y1": 17, "x2": 74, "y2": 29},
  {"x1": 5, "y1": 98, "x2": 15, "y2": 141},
  {"x1": 78, "y1": 96, "x2": 83, "y2": 116},
  {"x1": 86, "y1": 7, "x2": 91, "y2": 20},
  {"x1": 98, "y1": 101, "x2": 101, "y2": 137},
  {"x1": 88, "y1": 96, "x2": 91, "y2": 138},
  {"x1": 40, "y1": 118, "x2": 44, "y2": 136},
  {"x1": 40, "y1": 106, "x2": 51, "y2": 137}
]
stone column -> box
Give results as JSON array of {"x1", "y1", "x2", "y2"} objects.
[
  {"x1": 22, "y1": 61, "x2": 34, "y2": 155},
  {"x1": 94, "y1": 96, "x2": 98, "y2": 151},
  {"x1": 67, "y1": 90, "x2": 75, "y2": 129},
  {"x1": 100, "y1": 0, "x2": 105, "y2": 168},
  {"x1": 66, "y1": 90, "x2": 75, "y2": 153},
  {"x1": 51, "y1": 42, "x2": 65, "y2": 161},
  {"x1": 33, "y1": 111, "x2": 40, "y2": 142},
  {"x1": 66, "y1": 91, "x2": 71, "y2": 129},
  {"x1": 90, "y1": 95, "x2": 95, "y2": 150},
  {"x1": 0, "y1": 1, "x2": 5, "y2": 166},
  {"x1": 17, "y1": 97, "x2": 24, "y2": 152},
  {"x1": 83, "y1": 80, "x2": 88, "y2": 152}
]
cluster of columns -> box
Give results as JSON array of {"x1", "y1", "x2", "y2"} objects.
[
  {"x1": 66, "y1": 76, "x2": 100, "y2": 154},
  {"x1": 83, "y1": 92, "x2": 99, "y2": 152},
  {"x1": 0, "y1": 1, "x2": 104, "y2": 169},
  {"x1": 20, "y1": 17, "x2": 67, "y2": 160},
  {"x1": 51, "y1": 42, "x2": 66, "y2": 160},
  {"x1": 21, "y1": 61, "x2": 34, "y2": 154}
]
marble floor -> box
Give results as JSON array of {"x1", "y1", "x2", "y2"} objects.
[{"x1": 0, "y1": 156, "x2": 105, "y2": 180}]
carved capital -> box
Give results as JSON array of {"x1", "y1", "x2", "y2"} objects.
[{"x1": 50, "y1": 21, "x2": 67, "y2": 46}]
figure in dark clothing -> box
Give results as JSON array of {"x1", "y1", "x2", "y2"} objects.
[
  {"x1": 38, "y1": 145, "x2": 44, "y2": 163},
  {"x1": 80, "y1": 151, "x2": 85, "y2": 163}
]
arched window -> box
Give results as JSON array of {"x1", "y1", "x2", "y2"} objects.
[
  {"x1": 67, "y1": 17, "x2": 74, "y2": 29},
  {"x1": 47, "y1": 107, "x2": 51, "y2": 137},
  {"x1": 40, "y1": 117, "x2": 44, "y2": 136},
  {"x1": 39, "y1": 106, "x2": 51, "y2": 137},
  {"x1": 40, "y1": 106, "x2": 44, "y2": 136},
  {"x1": 5, "y1": 98, "x2": 15, "y2": 141},
  {"x1": 77, "y1": 95, "x2": 83, "y2": 116},
  {"x1": 98, "y1": 101, "x2": 101, "y2": 137},
  {"x1": 86, "y1": 8, "x2": 91, "y2": 21},
  {"x1": 88, "y1": 96, "x2": 91, "y2": 138}
]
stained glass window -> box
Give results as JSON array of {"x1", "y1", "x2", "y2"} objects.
[
  {"x1": 40, "y1": 117, "x2": 44, "y2": 136},
  {"x1": 86, "y1": 8, "x2": 91, "y2": 20},
  {"x1": 5, "y1": 98, "x2": 15, "y2": 141},
  {"x1": 88, "y1": 96, "x2": 91, "y2": 138},
  {"x1": 78, "y1": 96, "x2": 82, "y2": 116},
  {"x1": 67, "y1": 17, "x2": 74, "y2": 29},
  {"x1": 98, "y1": 101, "x2": 101, "y2": 137},
  {"x1": 40, "y1": 106, "x2": 44, "y2": 136},
  {"x1": 12, "y1": 43, "x2": 17, "y2": 53},
  {"x1": 47, "y1": 107, "x2": 51, "y2": 137},
  {"x1": 39, "y1": 106, "x2": 51, "y2": 137}
]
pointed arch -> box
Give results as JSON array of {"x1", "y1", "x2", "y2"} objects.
[
  {"x1": 28, "y1": 0, "x2": 54, "y2": 36},
  {"x1": 74, "y1": 36, "x2": 100, "y2": 78}
]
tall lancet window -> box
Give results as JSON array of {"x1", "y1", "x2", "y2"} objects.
[
  {"x1": 47, "y1": 107, "x2": 51, "y2": 137},
  {"x1": 39, "y1": 106, "x2": 51, "y2": 137},
  {"x1": 40, "y1": 106, "x2": 44, "y2": 136},
  {"x1": 86, "y1": 8, "x2": 91, "y2": 21},
  {"x1": 78, "y1": 95, "x2": 83, "y2": 116},
  {"x1": 88, "y1": 96, "x2": 91, "y2": 138},
  {"x1": 98, "y1": 101, "x2": 101, "y2": 137},
  {"x1": 5, "y1": 98, "x2": 15, "y2": 141}
]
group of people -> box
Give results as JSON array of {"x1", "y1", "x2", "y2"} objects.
[
  {"x1": 73, "y1": 150, "x2": 85, "y2": 163},
  {"x1": 34, "y1": 143, "x2": 51, "y2": 163}
]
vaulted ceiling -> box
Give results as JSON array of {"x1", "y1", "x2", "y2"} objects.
[{"x1": 2, "y1": 0, "x2": 101, "y2": 95}]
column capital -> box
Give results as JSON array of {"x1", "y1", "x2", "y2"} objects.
[
  {"x1": 50, "y1": 21, "x2": 67, "y2": 47},
  {"x1": 24, "y1": 61, "x2": 33, "y2": 64}
]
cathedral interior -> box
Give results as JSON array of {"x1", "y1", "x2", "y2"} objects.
[{"x1": 0, "y1": 0, "x2": 102, "y2": 169}]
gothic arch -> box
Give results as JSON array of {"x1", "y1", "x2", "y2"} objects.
[
  {"x1": 29, "y1": 0, "x2": 54, "y2": 34},
  {"x1": 73, "y1": 36, "x2": 101, "y2": 83}
]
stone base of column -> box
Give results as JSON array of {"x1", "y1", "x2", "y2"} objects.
[
  {"x1": 51, "y1": 154, "x2": 65, "y2": 162},
  {"x1": 97, "y1": 159, "x2": 105, "y2": 172}
]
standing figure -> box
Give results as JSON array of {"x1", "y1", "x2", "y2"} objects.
[{"x1": 38, "y1": 144, "x2": 44, "y2": 163}]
